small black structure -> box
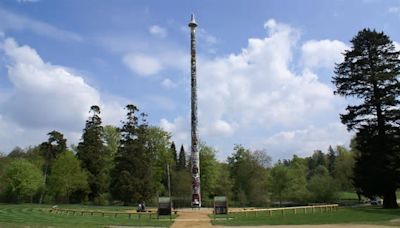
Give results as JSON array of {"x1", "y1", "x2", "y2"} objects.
[
  {"x1": 213, "y1": 196, "x2": 228, "y2": 214},
  {"x1": 158, "y1": 197, "x2": 172, "y2": 218}
]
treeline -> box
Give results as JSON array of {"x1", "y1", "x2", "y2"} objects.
[{"x1": 0, "y1": 104, "x2": 355, "y2": 206}]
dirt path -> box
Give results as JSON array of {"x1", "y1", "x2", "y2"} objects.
[{"x1": 170, "y1": 208, "x2": 213, "y2": 228}]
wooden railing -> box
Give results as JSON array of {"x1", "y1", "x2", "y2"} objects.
[
  {"x1": 49, "y1": 207, "x2": 157, "y2": 219},
  {"x1": 228, "y1": 204, "x2": 339, "y2": 217}
]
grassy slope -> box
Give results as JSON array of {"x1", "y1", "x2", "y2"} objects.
[
  {"x1": 0, "y1": 204, "x2": 173, "y2": 228},
  {"x1": 212, "y1": 207, "x2": 400, "y2": 226}
]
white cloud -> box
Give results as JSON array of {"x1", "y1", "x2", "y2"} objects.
[
  {"x1": 123, "y1": 51, "x2": 188, "y2": 77},
  {"x1": 394, "y1": 41, "x2": 400, "y2": 51},
  {"x1": 261, "y1": 124, "x2": 351, "y2": 160},
  {"x1": 197, "y1": 28, "x2": 217, "y2": 45},
  {"x1": 149, "y1": 25, "x2": 167, "y2": 38},
  {"x1": 301, "y1": 39, "x2": 348, "y2": 69},
  {"x1": 162, "y1": 78, "x2": 177, "y2": 89},
  {"x1": 161, "y1": 19, "x2": 349, "y2": 160},
  {"x1": 160, "y1": 117, "x2": 189, "y2": 144},
  {"x1": 17, "y1": 0, "x2": 40, "y2": 3},
  {"x1": 1, "y1": 38, "x2": 100, "y2": 130},
  {"x1": 123, "y1": 54, "x2": 162, "y2": 76},
  {"x1": 0, "y1": 38, "x2": 126, "y2": 152},
  {"x1": 0, "y1": 8, "x2": 82, "y2": 42},
  {"x1": 388, "y1": 6, "x2": 400, "y2": 13},
  {"x1": 198, "y1": 19, "x2": 335, "y2": 129}
]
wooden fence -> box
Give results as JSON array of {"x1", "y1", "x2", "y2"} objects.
[
  {"x1": 226, "y1": 204, "x2": 339, "y2": 217},
  {"x1": 49, "y1": 207, "x2": 157, "y2": 219}
]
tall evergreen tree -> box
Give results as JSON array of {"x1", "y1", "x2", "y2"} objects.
[
  {"x1": 77, "y1": 105, "x2": 107, "y2": 202},
  {"x1": 177, "y1": 145, "x2": 187, "y2": 170},
  {"x1": 170, "y1": 142, "x2": 178, "y2": 165},
  {"x1": 327, "y1": 146, "x2": 336, "y2": 176},
  {"x1": 333, "y1": 28, "x2": 400, "y2": 208},
  {"x1": 110, "y1": 104, "x2": 155, "y2": 205}
]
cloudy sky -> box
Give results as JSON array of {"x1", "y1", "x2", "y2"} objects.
[{"x1": 0, "y1": 0, "x2": 399, "y2": 161}]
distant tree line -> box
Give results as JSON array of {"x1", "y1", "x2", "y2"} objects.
[{"x1": 0, "y1": 104, "x2": 356, "y2": 206}]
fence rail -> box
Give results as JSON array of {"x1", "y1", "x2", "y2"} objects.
[
  {"x1": 49, "y1": 207, "x2": 157, "y2": 219},
  {"x1": 227, "y1": 204, "x2": 339, "y2": 217}
]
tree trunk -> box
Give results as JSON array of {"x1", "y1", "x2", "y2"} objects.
[
  {"x1": 383, "y1": 189, "x2": 398, "y2": 209},
  {"x1": 39, "y1": 163, "x2": 49, "y2": 204}
]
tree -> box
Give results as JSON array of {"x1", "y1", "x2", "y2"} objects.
[
  {"x1": 103, "y1": 125, "x2": 120, "y2": 169},
  {"x1": 199, "y1": 143, "x2": 219, "y2": 199},
  {"x1": 141, "y1": 126, "x2": 173, "y2": 196},
  {"x1": 177, "y1": 145, "x2": 187, "y2": 170},
  {"x1": 270, "y1": 164, "x2": 290, "y2": 206},
  {"x1": 39, "y1": 130, "x2": 67, "y2": 203},
  {"x1": 327, "y1": 146, "x2": 336, "y2": 176},
  {"x1": 333, "y1": 29, "x2": 400, "y2": 208},
  {"x1": 77, "y1": 105, "x2": 107, "y2": 202},
  {"x1": 307, "y1": 150, "x2": 327, "y2": 178},
  {"x1": 333, "y1": 146, "x2": 355, "y2": 191},
  {"x1": 7, "y1": 147, "x2": 25, "y2": 158},
  {"x1": 285, "y1": 155, "x2": 309, "y2": 203},
  {"x1": 228, "y1": 145, "x2": 270, "y2": 206},
  {"x1": 2, "y1": 159, "x2": 43, "y2": 203},
  {"x1": 308, "y1": 173, "x2": 339, "y2": 203},
  {"x1": 110, "y1": 104, "x2": 155, "y2": 205},
  {"x1": 170, "y1": 142, "x2": 178, "y2": 165},
  {"x1": 48, "y1": 151, "x2": 88, "y2": 203}
]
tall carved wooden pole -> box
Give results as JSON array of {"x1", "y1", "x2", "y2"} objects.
[{"x1": 189, "y1": 14, "x2": 201, "y2": 207}]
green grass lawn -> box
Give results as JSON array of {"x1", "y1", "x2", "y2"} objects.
[
  {"x1": 212, "y1": 207, "x2": 400, "y2": 226},
  {"x1": 339, "y1": 191, "x2": 359, "y2": 200},
  {"x1": 0, "y1": 204, "x2": 173, "y2": 228}
]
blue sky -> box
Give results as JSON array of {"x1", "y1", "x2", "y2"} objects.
[{"x1": 0, "y1": 0, "x2": 400, "y2": 161}]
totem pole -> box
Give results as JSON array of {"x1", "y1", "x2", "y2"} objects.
[{"x1": 188, "y1": 14, "x2": 201, "y2": 207}]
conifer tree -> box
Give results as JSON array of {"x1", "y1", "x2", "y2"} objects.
[
  {"x1": 110, "y1": 104, "x2": 155, "y2": 205},
  {"x1": 77, "y1": 105, "x2": 107, "y2": 202},
  {"x1": 333, "y1": 28, "x2": 400, "y2": 208},
  {"x1": 170, "y1": 142, "x2": 178, "y2": 165},
  {"x1": 177, "y1": 145, "x2": 187, "y2": 170}
]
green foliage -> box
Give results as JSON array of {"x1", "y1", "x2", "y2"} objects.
[
  {"x1": 170, "y1": 142, "x2": 177, "y2": 165},
  {"x1": 2, "y1": 159, "x2": 43, "y2": 203},
  {"x1": 228, "y1": 145, "x2": 270, "y2": 206},
  {"x1": 213, "y1": 163, "x2": 233, "y2": 200},
  {"x1": 77, "y1": 105, "x2": 108, "y2": 202},
  {"x1": 269, "y1": 164, "x2": 290, "y2": 206},
  {"x1": 285, "y1": 156, "x2": 309, "y2": 202},
  {"x1": 333, "y1": 28, "x2": 400, "y2": 208},
  {"x1": 103, "y1": 125, "x2": 121, "y2": 168},
  {"x1": 171, "y1": 169, "x2": 191, "y2": 198},
  {"x1": 110, "y1": 104, "x2": 155, "y2": 205},
  {"x1": 40, "y1": 131, "x2": 67, "y2": 164},
  {"x1": 306, "y1": 150, "x2": 327, "y2": 178},
  {"x1": 177, "y1": 145, "x2": 187, "y2": 170},
  {"x1": 307, "y1": 172, "x2": 339, "y2": 203},
  {"x1": 327, "y1": 146, "x2": 336, "y2": 175},
  {"x1": 48, "y1": 151, "x2": 88, "y2": 203},
  {"x1": 141, "y1": 126, "x2": 173, "y2": 195},
  {"x1": 199, "y1": 143, "x2": 219, "y2": 199},
  {"x1": 333, "y1": 146, "x2": 355, "y2": 191}
]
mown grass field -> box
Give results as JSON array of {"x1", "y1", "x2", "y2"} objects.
[
  {"x1": 0, "y1": 204, "x2": 173, "y2": 228},
  {"x1": 212, "y1": 206, "x2": 400, "y2": 226}
]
